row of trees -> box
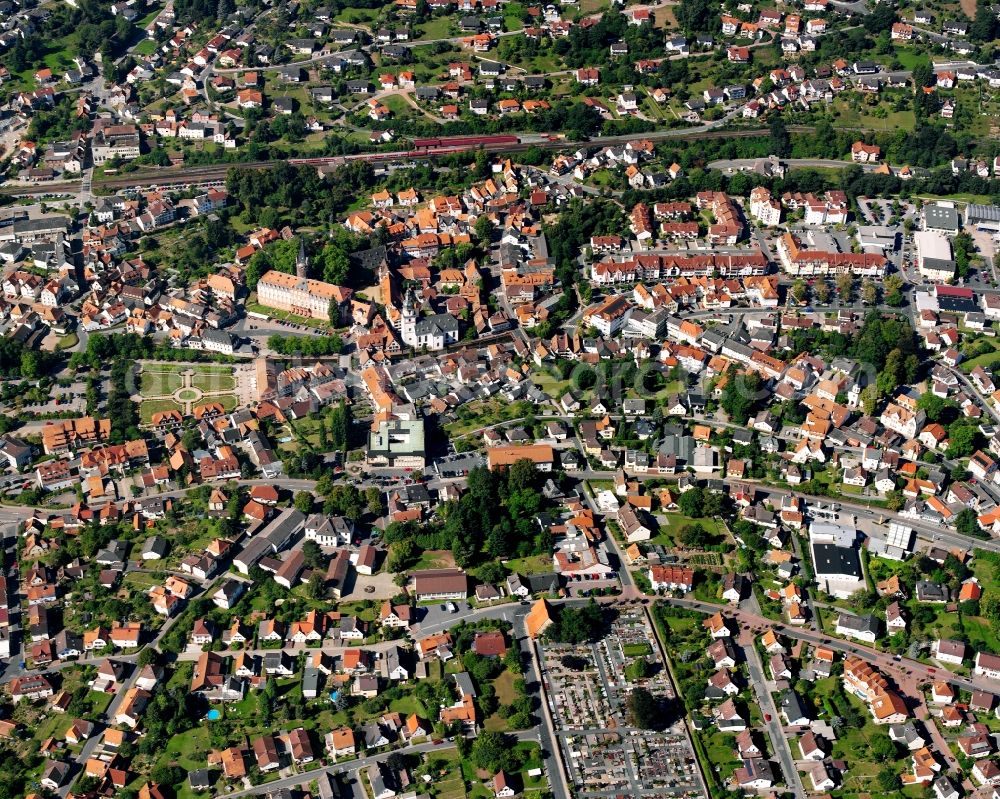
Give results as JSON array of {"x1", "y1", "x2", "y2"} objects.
[{"x1": 266, "y1": 334, "x2": 344, "y2": 356}]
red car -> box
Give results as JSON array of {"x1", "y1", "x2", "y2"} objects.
[{"x1": 764, "y1": 713, "x2": 771, "y2": 722}]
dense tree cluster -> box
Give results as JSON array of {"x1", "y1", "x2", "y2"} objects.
[
  {"x1": 445, "y1": 460, "x2": 550, "y2": 567},
  {"x1": 719, "y1": 367, "x2": 764, "y2": 425},
  {"x1": 675, "y1": 0, "x2": 720, "y2": 33},
  {"x1": 549, "y1": 600, "x2": 607, "y2": 644},
  {"x1": 676, "y1": 487, "x2": 727, "y2": 519},
  {"x1": 0, "y1": 337, "x2": 58, "y2": 379},
  {"x1": 226, "y1": 161, "x2": 376, "y2": 233},
  {"x1": 385, "y1": 464, "x2": 552, "y2": 567},
  {"x1": 266, "y1": 334, "x2": 344, "y2": 356}
]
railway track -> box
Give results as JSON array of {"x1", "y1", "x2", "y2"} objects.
[{"x1": 0, "y1": 124, "x2": 823, "y2": 197}]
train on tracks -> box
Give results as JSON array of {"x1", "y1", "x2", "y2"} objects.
[
  {"x1": 410, "y1": 134, "x2": 520, "y2": 151},
  {"x1": 0, "y1": 127, "x2": 820, "y2": 196}
]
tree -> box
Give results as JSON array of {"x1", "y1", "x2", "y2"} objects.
[
  {"x1": 319, "y1": 243, "x2": 350, "y2": 285},
  {"x1": 388, "y1": 540, "x2": 419, "y2": 572},
  {"x1": 947, "y1": 421, "x2": 978, "y2": 458},
  {"x1": 883, "y1": 274, "x2": 905, "y2": 306},
  {"x1": 137, "y1": 647, "x2": 159, "y2": 669},
  {"x1": 720, "y1": 368, "x2": 762, "y2": 425},
  {"x1": 302, "y1": 539, "x2": 323, "y2": 568},
  {"x1": 917, "y1": 391, "x2": 953, "y2": 423},
  {"x1": 478, "y1": 561, "x2": 508, "y2": 585},
  {"x1": 876, "y1": 766, "x2": 900, "y2": 792},
  {"x1": 551, "y1": 600, "x2": 605, "y2": 644},
  {"x1": 293, "y1": 491, "x2": 314, "y2": 513},
  {"x1": 474, "y1": 214, "x2": 494, "y2": 243},
  {"x1": 790, "y1": 280, "x2": 808, "y2": 304},
  {"x1": 864, "y1": 2, "x2": 896, "y2": 34},
  {"x1": 307, "y1": 571, "x2": 326, "y2": 599},
  {"x1": 679, "y1": 524, "x2": 709, "y2": 547},
  {"x1": 627, "y1": 687, "x2": 662, "y2": 729},
  {"x1": 813, "y1": 280, "x2": 831, "y2": 305},
  {"x1": 677, "y1": 486, "x2": 704, "y2": 518},
  {"x1": 365, "y1": 486, "x2": 383, "y2": 516},
  {"x1": 955, "y1": 508, "x2": 979, "y2": 536},
  {"x1": 971, "y1": 0, "x2": 998, "y2": 41},
  {"x1": 876, "y1": 348, "x2": 906, "y2": 398},
  {"x1": 470, "y1": 732, "x2": 515, "y2": 773},
  {"x1": 869, "y1": 731, "x2": 897, "y2": 762},
  {"x1": 859, "y1": 384, "x2": 879, "y2": 417},
  {"x1": 624, "y1": 658, "x2": 650, "y2": 681},
  {"x1": 768, "y1": 115, "x2": 791, "y2": 158},
  {"x1": 330, "y1": 400, "x2": 350, "y2": 453},
  {"x1": 860, "y1": 279, "x2": 878, "y2": 305},
  {"x1": 836, "y1": 273, "x2": 853, "y2": 301},
  {"x1": 675, "y1": 0, "x2": 718, "y2": 32}
]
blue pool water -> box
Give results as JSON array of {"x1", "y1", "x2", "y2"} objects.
[{"x1": 206, "y1": 709, "x2": 221, "y2": 720}]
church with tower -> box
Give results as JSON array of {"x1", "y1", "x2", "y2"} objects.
[{"x1": 398, "y1": 287, "x2": 460, "y2": 351}]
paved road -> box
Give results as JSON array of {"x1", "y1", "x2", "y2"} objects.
[
  {"x1": 709, "y1": 157, "x2": 864, "y2": 172},
  {"x1": 740, "y1": 628, "x2": 805, "y2": 797},
  {"x1": 949, "y1": 364, "x2": 1000, "y2": 424},
  {"x1": 668, "y1": 595, "x2": 992, "y2": 697}
]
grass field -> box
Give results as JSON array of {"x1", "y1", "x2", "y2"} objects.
[
  {"x1": 389, "y1": 695, "x2": 430, "y2": 717},
  {"x1": 414, "y1": 15, "x2": 454, "y2": 39},
  {"x1": 212, "y1": 394, "x2": 239, "y2": 411},
  {"x1": 163, "y1": 724, "x2": 211, "y2": 770},
  {"x1": 493, "y1": 669, "x2": 517, "y2": 704},
  {"x1": 961, "y1": 343, "x2": 1000, "y2": 371},
  {"x1": 246, "y1": 300, "x2": 331, "y2": 329},
  {"x1": 424, "y1": 748, "x2": 467, "y2": 799},
  {"x1": 502, "y1": 554, "x2": 551, "y2": 575},
  {"x1": 140, "y1": 398, "x2": 184, "y2": 423},
  {"x1": 650, "y1": 513, "x2": 724, "y2": 547},
  {"x1": 133, "y1": 38, "x2": 158, "y2": 56},
  {"x1": 191, "y1": 372, "x2": 236, "y2": 392},
  {"x1": 382, "y1": 93, "x2": 417, "y2": 118},
  {"x1": 414, "y1": 549, "x2": 457, "y2": 571},
  {"x1": 140, "y1": 370, "x2": 183, "y2": 396}
]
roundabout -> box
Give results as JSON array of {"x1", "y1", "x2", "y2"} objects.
[{"x1": 176, "y1": 387, "x2": 202, "y2": 402}]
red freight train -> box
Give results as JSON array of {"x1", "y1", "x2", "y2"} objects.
[{"x1": 411, "y1": 134, "x2": 519, "y2": 151}]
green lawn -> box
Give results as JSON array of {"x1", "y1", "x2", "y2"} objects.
[
  {"x1": 191, "y1": 372, "x2": 236, "y2": 392},
  {"x1": 700, "y1": 730, "x2": 739, "y2": 775},
  {"x1": 246, "y1": 300, "x2": 331, "y2": 330},
  {"x1": 140, "y1": 398, "x2": 184, "y2": 423},
  {"x1": 57, "y1": 332, "x2": 79, "y2": 350},
  {"x1": 381, "y1": 93, "x2": 417, "y2": 118},
  {"x1": 650, "y1": 513, "x2": 724, "y2": 547},
  {"x1": 137, "y1": 7, "x2": 161, "y2": 27},
  {"x1": 894, "y1": 49, "x2": 924, "y2": 70},
  {"x1": 963, "y1": 616, "x2": 1000, "y2": 654},
  {"x1": 133, "y1": 38, "x2": 158, "y2": 56},
  {"x1": 961, "y1": 343, "x2": 1000, "y2": 371},
  {"x1": 493, "y1": 670, "x2": 517, "y2": 704},
  {"x1": 413, "y1": 549, "x2": 457, "y2": 571},
  {"x1": 502, "y1": 554, "x2": 551, "y2": 576},
  {"x1": 213, "y1": 394, "x2": 239, "y2": 411},
  {"x1": 140, "y1": 370, "x2": 183, "y2": 396},
  {"x1": 389, "y1": 695, "x2": 430, "y2": 718},
  {"x1": 414, "y1": 15, "x2": 455, "y2": 39},
  {"x1": 162, "y1": 724, "x2": 212, "y2": 770}
]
